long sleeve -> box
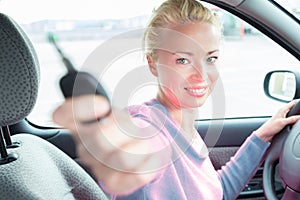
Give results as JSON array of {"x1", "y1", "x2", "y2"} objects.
[{"x1": 217, "y1": 133, "x2": 270, "y2": 200}]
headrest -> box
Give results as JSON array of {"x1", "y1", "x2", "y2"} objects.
[{"x1": 0, "y1": 13, "x2": 40, "y2": 126}]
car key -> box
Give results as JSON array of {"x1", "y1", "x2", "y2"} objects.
[{"x1": 48, "y1": 32, "x2": 111, "y2": 124}]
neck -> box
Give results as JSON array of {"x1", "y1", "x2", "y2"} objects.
[{"x1": 156, "y1": 96, "x2": 197, "y2": 136}]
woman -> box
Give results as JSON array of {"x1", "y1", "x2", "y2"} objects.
[{"x1": 53, "y1": 0, "x2": 300, "y2": 199}]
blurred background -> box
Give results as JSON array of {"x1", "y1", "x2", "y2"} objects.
[{"x1": 1, "y1": 0, "x2": 299, "y2": 126}]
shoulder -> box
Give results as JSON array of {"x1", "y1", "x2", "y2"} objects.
[
  {"x1": 126, "y1": 99, "x2": 172, "y2": 130},
  {"x1": 126, "y1": 99, "x2": 166, "y2": 118}
]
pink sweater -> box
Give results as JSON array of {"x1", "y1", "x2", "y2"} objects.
[{"x1": 104, "y1": 99, "x2": 269, "y2": 200}]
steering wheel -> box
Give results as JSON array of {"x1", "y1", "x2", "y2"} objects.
[{"x1": 263, "y1": 100, "x2": 300, "y2": 199}]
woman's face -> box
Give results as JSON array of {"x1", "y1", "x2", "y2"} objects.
[{"x1": 148, "y1": 22, "x2": 221, "y2": 109}]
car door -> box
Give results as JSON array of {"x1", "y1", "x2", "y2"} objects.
[
  {"x1": 197, "y1": 0, "x2": 300, "y2": 199},
  {"x1": 2, "y1": 0, "x2": 299, "y2": 199}
]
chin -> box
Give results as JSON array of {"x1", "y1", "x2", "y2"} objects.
[
  {"x1": 180, "y1": 100, "x2": 206, "y2": 109},
  {"x1": 182, "y1": 96, "x2": 209, "y2": 108}
]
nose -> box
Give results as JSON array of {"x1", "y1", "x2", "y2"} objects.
[{"x1": 189, "y1": 62, "x2": 207, "y2": 82}]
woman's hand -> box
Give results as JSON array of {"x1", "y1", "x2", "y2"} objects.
[
  {"x1": 52, "y1": 95, "x2": 170, "y2": 195},
  {"x1": 254, "y1": 100, "x2": 300, "y2": 142}
]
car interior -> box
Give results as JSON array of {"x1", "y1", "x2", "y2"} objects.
[
  {"x1": 0, "y1": 13, "x2": 110, "y2": 200},
  {"x1": 0, "y1": 0, "x2": 299, "y2": 199}
]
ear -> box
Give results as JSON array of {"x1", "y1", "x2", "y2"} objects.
[{"x1": 146, "y1": 54, "x2": 158, "y2": 77}]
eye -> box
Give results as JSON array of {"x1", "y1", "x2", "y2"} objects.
[
  {"x1": 176, "y1": 58, "x2": 190, "y2": 65},
  {"x1": 207, "y1": 56, "x2": 218, "y2": 64}
]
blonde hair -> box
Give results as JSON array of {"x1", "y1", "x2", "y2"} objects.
[{"x1": 143, "y1": 0, "x2": 221, "y2": 57}]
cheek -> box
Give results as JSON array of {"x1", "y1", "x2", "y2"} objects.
[
  {"x1": 157, "y1": 65, "x2": 184, "y2": 85},
  {"x1": 207, "y1": 67, "x2": 219, "y2": 84}
]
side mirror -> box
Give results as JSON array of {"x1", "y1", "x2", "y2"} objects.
[{"x1": 264, "y1": 70, "x2": 300, "y2": 102}]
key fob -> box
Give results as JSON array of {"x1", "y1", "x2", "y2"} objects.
[
  {"x1": 60, "y1": 71, "x2": 111, "y2": 124},
  {"x1": 60, "y1": 71, "x2": 109, "y2": 100},
  {"x1": 48, "y1": 32, "x2": 110, "y2": 123}
]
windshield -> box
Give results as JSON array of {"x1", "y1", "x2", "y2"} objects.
[{"x1": 274, "y1": 0, "x2": 300, "y2": 20}]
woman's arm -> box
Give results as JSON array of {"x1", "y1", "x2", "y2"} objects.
[
  {"x1": 217, "y1": 134, "x2": 269, "y2": 200},
  {"x1": 52, "y1": 95, "x2": 170, "y2": 195},
  {"x1": 218, "y1": 100, "x2": 300, "y2": 199}
]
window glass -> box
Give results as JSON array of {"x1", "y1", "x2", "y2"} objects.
[
  {"x1": 274, "y1": 0, "x2": 300, "y2": 20},
  {"x1": 1, "y1": 1, "x2": 299, "y2": 126}
]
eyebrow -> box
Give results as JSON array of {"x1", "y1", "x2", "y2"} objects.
[
  {"x1": 173, "y1": 49, "x2": 219, "y2": 56},
  {"x1": 207, "y1": 50, "x2": 219, "y2": 55}
]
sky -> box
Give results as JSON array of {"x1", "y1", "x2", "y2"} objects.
[
  {"x1": 0, "y1": 0, "x2": 164, "y2": 23},
  {"x1": 1, "y1": 0, "x2": 299, "y2": 24},
  {"x1": 276, "y1": 0, "x2": 300, "y2": 12}
]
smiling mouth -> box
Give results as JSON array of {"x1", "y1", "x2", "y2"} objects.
[{"x1": 184, "y1": 87, "x2": 208, "y2": 97}]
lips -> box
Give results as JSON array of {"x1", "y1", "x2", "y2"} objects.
[{"x1": 184, "y1": 86, "x2": 208, "y2": 97}]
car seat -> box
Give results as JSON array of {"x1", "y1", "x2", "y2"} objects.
[{"x1": 0, "y1": 13, "x2": 110, "y2": 200}]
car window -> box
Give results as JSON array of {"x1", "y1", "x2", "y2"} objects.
[
  {"x1": 274, "y1": 0, "x2": 300, "y2": 20},
  {"x1": 1, "y1": 0, "x2": 299, "y2": 126}
]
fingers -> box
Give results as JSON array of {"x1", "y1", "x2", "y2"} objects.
[
  {"x1": 286, "y1": 99, "x2": 299, "y2": 113},
  {"x1": 52, "y1": 95, "x2": 110, "y2": 128},
  {"x1": 255, "y1": 100, "x2": 300, "y2": 142},
  {"x1": 274, "y1": 100, "x2": 300, "y2": 126},
  {"x1": 275, "y1": 99, "x2": 299, "y2": 118},
  {"x1": 284, "y1": 115, "x2": 300, "y2": 125}
]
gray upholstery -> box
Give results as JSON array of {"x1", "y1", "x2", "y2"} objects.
[
  {"x1": 0, "y1": 13, "x2": 110, "y2": 200},
  {"x1": 0, "y1": 13, "x2": 39, "y2": 126},
  {"x1": 0, "y1": 134, "x2": 110, "y2": 200}
]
